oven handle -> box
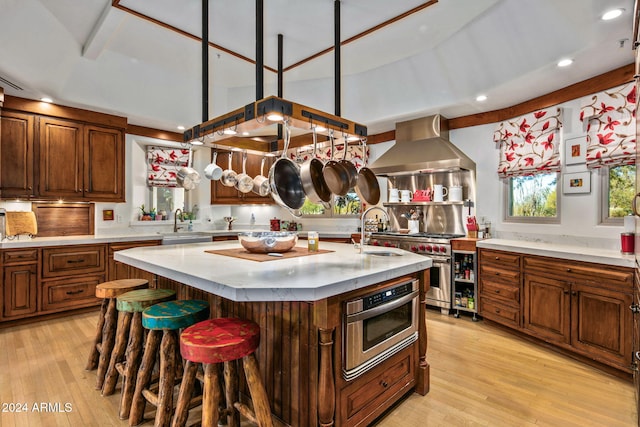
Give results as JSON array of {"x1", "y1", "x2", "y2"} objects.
[
  {"x1": 346, "y1": 290, "x2": 419, "y2": 323},
  {"x1": 430, "y1": 257, "x2": 450, "y2": 264}
]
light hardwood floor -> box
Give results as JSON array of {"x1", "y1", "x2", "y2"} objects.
[{"x1": 0, "y1": 309, "x2": 636, "y2": 427}]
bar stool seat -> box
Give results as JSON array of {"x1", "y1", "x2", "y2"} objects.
[
  {"x1": 128, "y1": 299, "x2": 210, "y2": 427},
  {"x1": 86, "y1": 279, "x2": 149, "y2": 390},
  {"x1": 102, "y1": 288, "x2": 176, "y2": 415},
  {"x1": 172, "y1": 318, "x2": 273, "y2": 427}
]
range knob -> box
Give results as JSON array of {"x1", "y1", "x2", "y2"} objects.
[
  {"x1": 432, "y1": 246, "x2": 440, "y2": 253},
  {"x1": 410, "y1": 246, "x2": 418, "y2": 252},
  {"x1": 384, "y1": 242, "x2": 391, "y2": 247},
  {"x1": 419, "y1": 245, "x2": 426, "y2": 251},
  {"x1": 439, "y1": 246, "x2": 447, "y2": 254},
  {"x1": 372, "y1": 241, "x2": 380, "y2": 246},
  {"x1": 425, "y1": 245, "x2": 433, "y2": 252}
]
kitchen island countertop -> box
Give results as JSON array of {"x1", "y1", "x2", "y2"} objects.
[
  {"x1": 476, "y1": 238, "x2": 635, "y2": 268},
  {"x1": 115, "y1": 241, "x2": 432, "y2": 302}
]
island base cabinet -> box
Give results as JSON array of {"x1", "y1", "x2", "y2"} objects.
[{"x1": 3, "y1": 263, "x2": 37, "y2": 319}]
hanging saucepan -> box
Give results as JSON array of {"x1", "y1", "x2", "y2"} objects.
[
  {"x1": 269, "y1": 121, "x2": 305, "y2": 216},
  {"x1": 252, "y1": 156, "x2": 271, "y2": 196},
  {"x1": 323, "y1": 130, "x2": 351, "y2": 196},
  {"x1": 235, "y1": 151, "x2": 254, "y2": 193},
  {"x1": 176, "y1": 149, "x2": 201, "y2": 191},
  {"x1": 339, "y1": 136, "x2": 358, "y2": 190},
  {"x1": 300, "y1": 127, "x2": 331, "y2": 205},
  {"x1": 220, "y1": 151, "x2": 237, "y2": 187},
  {"x1": 354, "y1": 138, "x2": 380, "y2": 205},
  {"x1": 204, "y1": 150, "x2": 223, "y2": 180}
]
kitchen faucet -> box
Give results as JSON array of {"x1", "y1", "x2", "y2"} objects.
[
  {"x1": 174, "y1": 208, "x2": 184, "y2": 232},
  {"x1": 360, "y1": 206, "x2": 389, "y2": 254}
]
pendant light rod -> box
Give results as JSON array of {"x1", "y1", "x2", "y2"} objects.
[
  {"x1": 334, "y1": 0, "x2": 341, "y2": 117},
  {"x1": 278, "y1": 33, "x2": 283, "y2": 97},
  {"x1": 201, "y1": 0, "x2": 209, "y2": 122},
  {"x1": 256, "y1": 0, "x2": 264, "y2": 100}
]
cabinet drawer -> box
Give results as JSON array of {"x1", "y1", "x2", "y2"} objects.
[
  {"x1": 3, "y1": 248, "x2": 39, "y2": 264},
  {"x1": 108, "y1": 240, "x2": 160, "y2": 255},
  {"x1": 480, "y1": 278, "x2": 520, "y2": 304},
  {"x1": 340, "y1": 347, "x2": 415, "y2": 427},
  {"x1": 42, "y1": 275, "x2": 103, "y2": 311},
  {"x1": 480, "y1": 300, "x2": 520, "y2": 328},
  {"x1": 524, "y1": 256, "x2": 633, "y2": 290},
  {"x1": 42, "y1": 245, "x2": 106, "y2": 278},
  {"x1": 480, "y1": 264, "x2": 520, "y2": 284},
  {"x1": 480, "y1": 249, "x2": 521, "y2": 269}
]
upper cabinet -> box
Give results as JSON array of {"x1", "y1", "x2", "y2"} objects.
[
  {"x1": 1, "y1": 111, "x2": 125, "y2": 202},
  {"x1": 0, "y1": 111, "x2": 35, "y2": 198}
]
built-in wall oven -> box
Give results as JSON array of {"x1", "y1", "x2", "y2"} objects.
[{"x1": 343, "y1": 277, "x2": 419, "y2": 380}]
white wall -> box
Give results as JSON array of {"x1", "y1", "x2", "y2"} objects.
[{"x1": 450, "y1": 97, "x2": 622, "y2": 249}]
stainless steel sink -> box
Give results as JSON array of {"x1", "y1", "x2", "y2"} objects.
[
  {"x1": 160, "y1": 232, "x2": 213, "y2": 245},
  {"x1": 363, "y1": 251, "x2": 403, "y2": 256}
]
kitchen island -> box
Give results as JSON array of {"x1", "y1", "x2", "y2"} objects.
[{"x1": 115, "y1": 241, "x2": 432, "y2": 427}]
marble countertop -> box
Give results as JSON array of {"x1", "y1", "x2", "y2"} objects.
[
  {"x1": 114, "y1": 241, "x2": 432, "y2": 302},
  {"x1": 476, "y1": 238, "x2": 636, "y2": 268},
  {"x1": 0, "y1": 229, "x2": 356, "y2": 248}
]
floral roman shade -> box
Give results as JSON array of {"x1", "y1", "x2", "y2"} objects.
[
  {"x1": 493, "y1": 107, "x2": 563, "y2": 177},
  {"x1": 147, "y1": 146, "x2": 191, "y2": 187},
  {"x1": 579, "y1": 82, "x2": 636, "y2": 168}
]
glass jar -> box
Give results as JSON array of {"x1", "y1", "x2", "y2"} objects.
[{"x1": 308, "y1": 231, "x2": 319, "y2": 252}]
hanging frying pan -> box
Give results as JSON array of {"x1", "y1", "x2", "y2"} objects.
[
  {"x1": 323, "y1": 130, "x2": 351, "y2": 196},
  {"x1": 269, "y1": 121, "x2": 305, "y2": 216},
  {"x1": 355, "y1": 138, "x2": 380, "y2": 205},
  {"x1": 300, "y1": 127, "x2": 331, "y2": 205}
]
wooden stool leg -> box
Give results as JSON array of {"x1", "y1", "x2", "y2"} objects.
[
  {"x1": 202, "y1": 363, "x2": 221, "y2": 427},
  {"x1": 171, "y1": 360, "x2": 198, "y2": 427},
  {"x1": 224, "y1": 360, "x2": 240, "y2": 427},
  {"x1": 119, "y1": 311, "x2": 145, "y2": 419},
  {"x1": 155, "y1": 330, "x2": 178, "y2": 427},
  {"x1": 86, "y1": 298, "x2": 108, "y2": 370},
  {"x1": 242, "y1": 354, "x2": 273, "y2": 427},
  {"x1": 103, "y1": 311, "x2": 133, "y2": 395},
  {"x1": 129, "y1": 329, "x2": 161, "y2": 426},
  {"x1": 96, "y1": 299, "x2": 118, "y2": 390}
]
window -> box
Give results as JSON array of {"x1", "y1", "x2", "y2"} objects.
[
  {"x1": 299, "y1": 190, "x2": 362, "y2": 217},
  {"x1": 504, "y1": 173, "x2": 559, "y2": 223},
  {"x1": 600, "y1": 164, "x2": 636, "y2": 224}
]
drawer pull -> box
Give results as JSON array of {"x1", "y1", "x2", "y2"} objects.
[
  {"x1": 566, "y1": 268, "x2": 572, "y2": 272},
  {"x1": 66, "y1": 290, "x2": 84, "y2": 295},
  {"x1": 494, "y1": 289, "x2": 501, "y2": 294},
  {"x1": 494, "y1": 272, "x2": 500, "y2": 276},
  {"x1": 495, "y1": 309, "x2": 501, "y2": 314},
  {"x1": 380, "y1": 380, "x2": 388, "y2": 388},
  {"x1": 495, "y1": 256, "x2": 500, "y2": 260},
  {"x1": 66, "y1": 259, "x2": 86, "y2": 264}
]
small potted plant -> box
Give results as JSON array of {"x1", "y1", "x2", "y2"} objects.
[{"x1": 139, "y1": 204, "x2": 152, "y2": 221}]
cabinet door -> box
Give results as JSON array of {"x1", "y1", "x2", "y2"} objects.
[
  {"x1": 38, "y1": 117, "x2": 83, "y2": 198},
  {"x1": 0, "y1": 111, "x2": 34, "y2": 198},
  {"x1": 3, "y1": 263, "x2": 37, "y2": 318},
  {"x1": 523, "y1": 273, "x2": 571, "y2": 344},
  {"x1": 571, "y1": 283, "x2": 633, "y2": 370},
  {"x1": 211, "y1": 150, "x2": 242, "y2": 203},
  {"x1": 84, "y1": 125, "x2": 124, "y2": 201}
]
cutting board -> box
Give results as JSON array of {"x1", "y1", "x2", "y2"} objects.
[
  {"x1": 205, "y1": 247, "x2": 333, "y2": 262},
  {"x1": 5, "y1": 211, "x2": 38, "y2": 237}
]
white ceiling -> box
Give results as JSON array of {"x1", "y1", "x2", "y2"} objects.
[{"x1": 0, "y1": 0, "x2": 634, "y2": 134}]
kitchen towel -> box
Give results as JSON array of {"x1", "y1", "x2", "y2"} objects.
[{"x1": 5, "y1": 211, "x2": 38, "y2": 237}]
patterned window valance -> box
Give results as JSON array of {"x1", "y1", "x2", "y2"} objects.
[
  {"x1": 146, "y1": 146, "x2": 191, "y2": 187},
  {"x1": 579, "y1": 82, "x2": 636, "y2": 168},
  {"x1": 287, "y1": 143, "x2": 367, "y2": 169},
  {"x1": 493, "y1": 107, "x2": 563, "y2": 178}
]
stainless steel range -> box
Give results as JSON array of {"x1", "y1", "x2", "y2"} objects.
[{"x1": 369, "y1": 232, "x2": 465, "y2": 313}]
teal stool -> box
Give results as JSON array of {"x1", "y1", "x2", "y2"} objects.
[
  {"x1": 101, "y1": 288, "x2": 176, "y2": 417},
  {"x1": 129, "y1": 299, "x2": 210, "y2": 427}
]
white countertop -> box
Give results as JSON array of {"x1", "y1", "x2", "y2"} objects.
[
  {"x1": 114, "y1": 241, "x2": 432, "y2": 302},
  {"x1": 476, "y1": 238, "x2": 636, "y2": 268}
]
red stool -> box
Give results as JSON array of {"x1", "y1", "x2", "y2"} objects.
[
  {"x1": 172, "y1": 318, "x2": 273, "y2": 427},
  {"x1": 86, "y1": 278, "x2": 149, "y2": 389}
]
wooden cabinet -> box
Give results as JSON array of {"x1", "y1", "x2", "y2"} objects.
[
  {"x1": 210, "y1": 149, "x2": 274, "y2": 205},
  {"x1": 38, "y1": 117, "x2": 124, "y2": 202},
  {"x1": 42, "y1": 244, "x2": 106, "y2": 278},
  {"x1": 478, "y1": 248, "x2": 634, "y2": 373},
  {"x1": 0, "y1": 111, "x2": 35, "y2": 198},
  {"x1": 108, "y1": 240, "x2": 160, "y2": 282},
  {"x1": 2, "y1": 249, "x2": 38, "y2": 319},
  {"x1": 478, "y1": 249, "x2": 521, "y2": 328}
]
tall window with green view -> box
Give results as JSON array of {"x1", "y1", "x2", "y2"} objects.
[
  {"x1": 507, "y1": 173, "x2": 558, "y2": 221},
  {"x1": 607, "y1": 164, "x2": 636, "y2": 218}
]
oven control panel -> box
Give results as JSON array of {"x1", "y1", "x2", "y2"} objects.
[{"x1": 363, "y1": 281, "x2": 414, "y2": 310}]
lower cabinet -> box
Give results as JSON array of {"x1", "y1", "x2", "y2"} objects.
[
  {"x1": 41, "y1": 274, "x2": 104, "y2": 311},
  {"x1": 3, "y1": 263, "x2": 37, "y2": 318}
]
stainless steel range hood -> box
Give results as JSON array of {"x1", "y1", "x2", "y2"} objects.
[{"x1": 369, "y1": 114, "x2": 476, "y2": 176}]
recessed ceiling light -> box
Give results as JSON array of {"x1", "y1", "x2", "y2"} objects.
[
  {"x1": 476, "y1": 95, "x2": 487, "y2": 102},
  {"x1": 557, "y1": 58, "x2": 573, "y2": 67},
  {"x1": 40, "y1": 97, "x2": 53, "y2": 103},
  {"x1": 602, "y1": 8, "x2": 624, "y2": 20},
  {"x1": 177, "y1": 125, "x2": 185, "y2": 131}
]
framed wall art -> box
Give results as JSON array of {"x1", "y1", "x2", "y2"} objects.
[
  {"x1": 564, "y1": 135, "x2": 586, "y2": 166},
  {"x1": 563, "y1": 171, "x2": 590, "y2": 194}
]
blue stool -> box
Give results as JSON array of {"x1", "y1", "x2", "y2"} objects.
[{"x1": 129, "y1": 299, "x2": 210, "y2": 427}]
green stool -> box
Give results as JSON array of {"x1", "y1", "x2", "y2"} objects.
[
  {"x1": 128, "y1": 299, "x2": 210, "y2": 427},
  {"x1": 101, "y1": 288, "x2": 176, "y2": 416}
]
